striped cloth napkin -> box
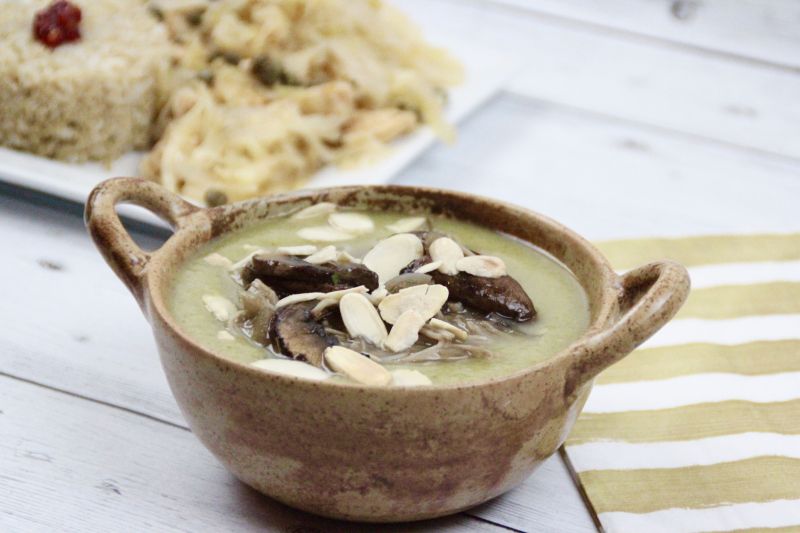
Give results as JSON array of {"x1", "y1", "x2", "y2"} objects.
[{"x1": 564, "y1": 233, "x2": 800, "y2": 533}]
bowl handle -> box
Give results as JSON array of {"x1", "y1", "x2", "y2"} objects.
[
  {"x1": 565, "y1": 260, "x2": 690, "y2": 399},
  {"x1": 85, "y1": 177, "x2": 200, "y2": 310}
]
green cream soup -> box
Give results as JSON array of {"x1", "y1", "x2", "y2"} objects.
[{"x1": 170, "y1": 207, "x2": 590, "y2": 385}]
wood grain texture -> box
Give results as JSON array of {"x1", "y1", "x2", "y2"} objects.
[
  {"x1": 0, "y1": 376, "x2": 506, "y2": 532},
  {"x1": 467, "y1": 0, "x2": 800, "y2": 70},
  {"x1": 398, "y1": 0, "x2": 800, "y2": 159}
]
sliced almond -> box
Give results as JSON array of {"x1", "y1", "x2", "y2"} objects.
[
  {"x1": 386, "y1": 217, "x2": 427, "y2": 234},
  {"x1": 276, "y1": 292, "x2": 326, "y2": 308},
  {"x1": 251, "y1": 358, "x2": 329, "y2": 381},
  {"x1": 202, "y1": 295, "x2": 237, "y2": 322},
  {"x1": 217, "y1": 330, "x2": 235, "y2": 341},
  {"x1": 297, "y1": 226, "x2": 354, "y2": 242},
  {"x1": 328, "y1": 212, "x2": 374, "y2": 235},
  {"x1": 311, "y1": 298, "x2": 338, "y2": 316},
  {"x1": 383, "y1": 310, "x2": 426, "y2": 352},
  {"x1": 414, "y1": 260, "x2": 442, "y2": 274},
  {"x1": 390, "y1": 369, "x2": 433, "y2": 387},
  {"x1": 378, "y1": 284, "x2": 449, "y2": 324},
  {"x1": 324, "y1": 285, "x2": 369, "y2": 300},
  {"x1": 304, "y1": 245, "x2": 338, "y2": 264},
  {"x1": 366, "y1": 286, "x2": 389, "y2": 305},
  {"x1": 456, "y1": 255, "x2": 507, "y2": 278},
  {"x1": 336, "y1": 250, "x2": 362, "y2": 264},
  {"x1": 229, "y1": 250, "x2": 262, "y2": 271},
  {"x1": 242, "y1": 244, "x2": 263, "y2": 251},
  {"x1": 429, "y1": 237, "x2": 464, "y2": 275},
  {"x1": 362, "y1": 233, "x2": 423, "y2": 285},
  {"x1": 420, "y1": 326, "x2": 455, "y2": 342},
  {"x1": 203, "y1": 253, "x2": 233, "y2": 268},
  {"x1": 339, "y1": 293, "x2": 388, "y2": 346},
  {"x1": 277, "y1": 245, "x2": 318, "y2": 256},
  {"x1": 324, "y1": 346, "x2": 391, "y2": 386},
  {"x1": 291, "y1": 202, "x2": 337, "y2": 220},
  {"x1": 427, "y1": 318, "x2": 469, "y2": 341}
]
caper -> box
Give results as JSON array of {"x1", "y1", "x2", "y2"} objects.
[{"x1": 204, "y1": 188, "x2": 228, "y2": 207}]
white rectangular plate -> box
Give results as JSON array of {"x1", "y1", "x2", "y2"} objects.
[{"x1": 0, "y1": 39, "x2": 515, "y2": 227}]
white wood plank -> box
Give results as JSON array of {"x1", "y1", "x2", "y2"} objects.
[
  {"x1": 468, "y1": 0, "x2": 800, "y2": 70},
  {"x1": 397, "y1": 0, "x2": 800, "y2": 159},
  {"x1": 0, "y1": 375, "x2": 506, "y2": 532},
  {"x1": 394, "y1": 93, "x2": 800, "y2": 241}
]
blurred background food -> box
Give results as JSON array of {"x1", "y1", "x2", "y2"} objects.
[{"x1": 0, "y1": 0, "x2": 463, "y2": 205}]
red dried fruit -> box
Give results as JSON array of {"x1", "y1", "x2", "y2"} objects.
[{"x1": 33, "y1": 0, "x2": 82, "y2": 49}]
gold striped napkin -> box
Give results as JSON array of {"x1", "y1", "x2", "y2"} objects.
[{"x1": 564, "y1": 233, "x2": 800, "y2": 533}]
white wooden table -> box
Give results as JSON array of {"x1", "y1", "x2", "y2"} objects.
[{"x1": 2, "y1": 1, "x2": 798, "y2": 531}]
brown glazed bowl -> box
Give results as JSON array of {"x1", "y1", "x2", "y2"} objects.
[{"x1": 85, "y1": 178, "x2": 690, "y2": 523}]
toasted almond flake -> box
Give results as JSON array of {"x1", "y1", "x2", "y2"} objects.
[
  {"x1": 229, "y1": 250, "x2": 262, "y2": 271},
  {"x1": 378, "y1": 284, "x2": 449, "y2": 324},
  {"x1": 217, "y1": 330, "x2": 235, "y2": 341},
  {"x1": 324, "y1": 346, "x2": 391, "y2": 386},
  {"x1": 202, "y1": 295, "x2": 237, "y2": 322},
  {"x1": 390, "y1": 369, "x2": 433, "y2": 387},
  {"x1": 336, "y1": 250, "x2": 362, "y2": 264},
  {"x1": 339, "y1": 293, "x2": 388, "y2": 345},
  {"x1": 427, "y1": 318, "x2": 469, "y2": 341},
  {"x1": 414, "y1": 260, "x2": 442, "y2": 274},
  {"x1": 304, "y1": 245, "x2": 338, "y2": 264},
  {"x1": 291, "y1": 202, "x2": 337, "y2": 220},
  {"x1": 362, "y1": 233, "x2": 423, "y2": 285},
  {"x1": 277, "y1": 245, "x2": 318, "y2": 256},
  {"x1": 386, "y1": 217, "x2": 427, "y2": 234},
  {"x1": 324, "y1": 285, "x2": 369, "y2": 300},
  {"x1": 420, "y1": 327, "x2": 455, "y2": 342},
  {"x1": 383, "y1": 310, "x2": 426, "y2": 352},
  {"x1": 456, "y1": 255, "x2": 507, "y2": 278},
  {"x1": 251, "y1": 358, "x2": 329, "y2": 381},
  {"x1": 203, "y1": 253, "x2": 233, "y2": 268},
  {"x1": 311, "y1": 298, "x2": 338, "y2": 316},
  {"x1": 298, "y1": 226, "x2": 354, "y2": 242},
  {"x1": 366, "y1": 286, "x2": 389, "y2": 305},
  {"x1": 276, "y1": 292, "x2": 326, "y2": 308},
  {"x1": 429, "y1": 237, "x2": 464, "y2": 275},
  {"x1": 328, "y1": 212, "x2": 374, "y2": 235}
]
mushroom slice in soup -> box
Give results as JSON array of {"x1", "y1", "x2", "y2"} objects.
[
  {"x1": 242, "y1": 254, "x2": 378, "y2": 295},
  {"x1": 268, "y1": 303, "x2": 338, "y2": 367}
]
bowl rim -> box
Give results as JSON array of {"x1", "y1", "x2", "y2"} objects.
[{"x1": 141, "y1": 184, "x2": 621, "y2": 392}]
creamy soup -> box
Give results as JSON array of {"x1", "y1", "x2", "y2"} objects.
[{"x1": 169, "y1": 204, "x2": 590, "y2": 386}]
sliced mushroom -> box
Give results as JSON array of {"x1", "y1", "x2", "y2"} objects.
[
  {"x1": 240, "y1": 279, "x2": 279, "y2": 344},
  {"x1": 268, "y1": 303, "x2": 338, "y2": 367},
  {"x1": 404, "y1": 233, "x2": 535, "y2": 322},
  {"x1": 242, "y1": 254, "x2": 378, "y2": 296},
  {"x1": 429, "y1": 270, "x2": 535, "y2": 322}
]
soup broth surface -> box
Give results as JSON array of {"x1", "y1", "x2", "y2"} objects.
[{"x1": 170, "y1": 209, "x2": 590, "y2": 385}]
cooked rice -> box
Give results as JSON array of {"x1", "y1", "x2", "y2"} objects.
[{"x1": 0, "y1": 0, "x2": 172, "y2": 162}]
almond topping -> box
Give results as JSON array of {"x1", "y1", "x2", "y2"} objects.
[
  {"x1": 328, "y1": 212, "x2": 374, "y2": 235},
  {"x1": 339, "y1": 293, "x2": 388, "y2": 346},
  {"x1": 203, "y1": 253, "x2": 233, "y2": 268},
  {"x1": 304, "y1": 245, "x2": 338, "y2": 264},
  {"x1": 324, "y1": 346, "x2": 391, "y2": 386},
  {"x1": 456, "y1": 255, "x2": 507, "y2": 278},
  {"x1": 390, "y1": 369, "x2": 433, "y2": 386},
  {"x1": 251, "y1": 358, "x2": 329, "y2": 381},
  {"x1": 291, "y1": 202, "x2": 337, "y2": 220},
  {"x1": 383, "y1": 310, "x2": 427, "y2": 353},
  {"x1": 386, "y1": 217, "x2": 427, "y2": 234},
  {"x1": 427, "y1": 318, "x2": 469, "y2": 341},
  {"x1": 275, "y1": 292, "x2": 326, "y2": 308},
  {"x1": 429, "y1": 237, "x2": 464, "y2": 275},
  {"x1": 414, "y1": 260, "x2": 442, "y2": 274},
  {"x1": 378, "y1": 284, "x2": 448, "y2": 324},
  {"x1": 202, "y1": 295, "x2": 237, "y2": 322},
  {"x1": 362, "y1": 233, "x2": 423, "y2": 285}
]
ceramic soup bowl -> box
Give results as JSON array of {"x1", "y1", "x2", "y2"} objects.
[{"x1": 85, "y1": 178, "x2": 690, "y2": 522}]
